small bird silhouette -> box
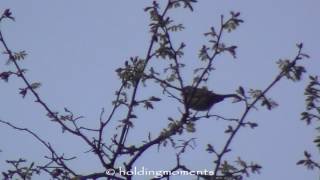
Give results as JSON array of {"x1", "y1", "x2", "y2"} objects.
[{"x1": 182, "y1": 86, "x2": 240, "y2": 111}]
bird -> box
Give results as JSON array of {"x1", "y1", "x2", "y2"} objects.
[{"x1": 182, "y1": 86, "x2": 240, "y2": 111}]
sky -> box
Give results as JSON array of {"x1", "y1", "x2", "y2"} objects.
[{"x1": 0, "y1": 0, "x2": 319, "y2": 180}]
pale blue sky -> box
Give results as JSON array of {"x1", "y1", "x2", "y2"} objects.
[{"x1": 0, "y1": 1, "x2": 319, "y2": 180}]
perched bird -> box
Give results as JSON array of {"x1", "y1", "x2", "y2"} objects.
[{"x1": 182, "y1": 86, "x2": 240, "y2": 111}]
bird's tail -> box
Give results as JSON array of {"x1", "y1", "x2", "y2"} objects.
[{"x1": 223, "y1": 94, "x2": 241, "y2": 101}]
